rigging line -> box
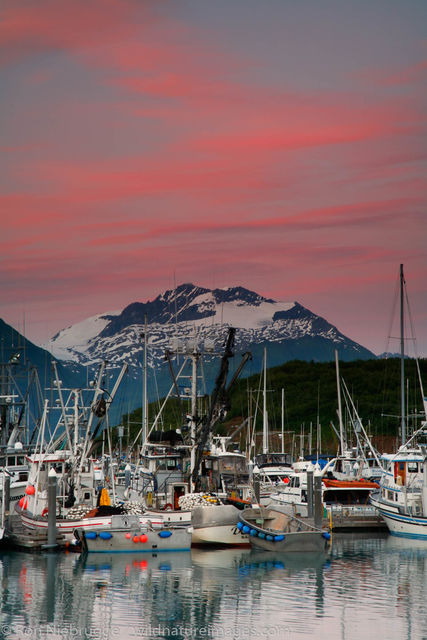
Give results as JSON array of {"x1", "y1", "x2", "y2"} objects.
[
  {"x1": 384, "y1": 273, "x2": 400, "y2": 356},
  {"x1": 404, "y1": 282, "x2": 426, "y2": 406},
  {"x1": 380, "y1": 272, "x2": 401, "y2": 423}
]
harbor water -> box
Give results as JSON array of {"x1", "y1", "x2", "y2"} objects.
[{"x1": 0, "y1": 533, "x2": 425, "y2": 640}]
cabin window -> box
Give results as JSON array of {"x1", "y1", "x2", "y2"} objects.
[
  {"x1": 7, "y1": 456, "x2": 16, "y2": 466},
  {"x1": 407, "y1": 462, "x2": 418, "y2": 473},
  {"x1": 50, "y1": 463, "x2": 63, "y2": 474},
  {"x1": 388, "y1": 490, "x2": 394, "y2": 500},
  {"x1": 17, "y1": 456, "x2": 24, "y2": 465},
  {"x1": 84, "y1": 491, "x2": 91, "y2": 501},
  {"x1": 166, "y1": 459, "x2": 176, "y2": 470}
]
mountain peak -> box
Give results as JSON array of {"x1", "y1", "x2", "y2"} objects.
[{"x1": 41, "y1": 282, "x2": 376, "y2": 375}]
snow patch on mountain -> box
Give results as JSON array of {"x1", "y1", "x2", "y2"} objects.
[{"x1": 42, "y1": 311, "x2": 120, "y2": 360}]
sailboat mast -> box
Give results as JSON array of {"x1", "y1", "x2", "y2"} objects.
[{"x1": 400, "y1": 264, "x2": 406, "y2": 446}]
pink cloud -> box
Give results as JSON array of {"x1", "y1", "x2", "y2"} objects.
[{"x1": 357, "y1": 59, "x2": 427, "y2": 87}]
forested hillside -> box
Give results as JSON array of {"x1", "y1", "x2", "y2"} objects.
[{"x1": 121, "y1": 358, "x2": 427, "y2": 456}]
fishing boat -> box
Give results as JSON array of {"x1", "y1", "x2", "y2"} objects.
[
  {"x1": 0, "y1": 353, "x2": 50, "y2": 540},
  {"x1": 76, "y1": 513, "x2": 192, "y2": 553},
  {"x1": 237, "y1": 505, "x2": 330, "y2": 552},
  {"x1": 369, "y1": 265, "x2": 427, "y2": 540},
  {"x1": 190, "y1": 502, "x2": 249, "y2": 546}
]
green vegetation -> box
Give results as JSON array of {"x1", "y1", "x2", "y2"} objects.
[{"x1": 119, "y1": 358, "x2": 427, "y2": 455}]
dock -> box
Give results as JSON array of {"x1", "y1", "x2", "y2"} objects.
[{"x1": 324, "y1": 505, "x2": 387, "y2": 531}]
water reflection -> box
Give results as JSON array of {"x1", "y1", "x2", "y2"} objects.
[{"x1": 0, "y1": 536, "x2": 426, "y2": 640}]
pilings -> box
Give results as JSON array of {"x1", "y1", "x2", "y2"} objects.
[
  {"x1": 314, "y1": 472, "x2": 323, "y2": 530},
  {"x1": 45, "y1": 468, "x2": 58, "y2": 549},
  {"x1": 307, "y1": 469, "x2": 314, "y2": 518}
]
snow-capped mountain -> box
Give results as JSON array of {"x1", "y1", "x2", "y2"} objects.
[{"x1": 43, "y1": 284, "x2": 375, "y2": 379}]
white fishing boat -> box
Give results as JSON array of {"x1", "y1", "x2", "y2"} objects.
[
  {"x1": 370, "y1": 444, "x2": 427, "y2": 539},
  {"x1": 0, "y1": 355, "x2": 47, "y2": 539},
  {"x1": 369, "y1": 265, "x2": 427, "y2": 540}
]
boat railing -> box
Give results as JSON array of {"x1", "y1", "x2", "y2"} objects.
[{"x1": 325, "y1": 504, "x2": 378, "y2": 516}]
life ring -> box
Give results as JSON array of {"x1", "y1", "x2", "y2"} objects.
[
  {"x1": 42, "y1": 507, "x2": 49, "y2": 517},
  {"x1": 163, "y1": 503, "x2": 173, "y2": 511}
]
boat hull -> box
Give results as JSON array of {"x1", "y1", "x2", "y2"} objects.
[
  {"x1": 370, "y1": 496, "x2": 427, "y2": 540},
  {"x1": 192, "y1": 523, "x2": 249, "y2": 546},
  {"x1": 191, "y1": 504, "x2": 249, "y2": 546},
  {"x1": 79, "y1": 515, "x2": 192, "y2": 553},
  {"x1": 238, "y1": 506, "x2": 331, "y2": 553},
  {"x1": 19, "y1": 506, "x2": 191, "y2": 542}
]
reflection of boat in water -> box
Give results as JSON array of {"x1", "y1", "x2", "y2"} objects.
[
  {"x1": 242, "y1": 549, "x2": 330, "y2": 575},
  {"x1": 384, "y1": 533, "x2": 427, "y2": 555},
  {"x1": 191, "y1": 546, "x2": 252, "y2": 569},
  {"x1": 79, "y1": 549, "x2": 193, "y2": 578}
]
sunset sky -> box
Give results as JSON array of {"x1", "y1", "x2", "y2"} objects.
[{"x1": 1, "y1": 0, "x2": 426, "y2": 356}]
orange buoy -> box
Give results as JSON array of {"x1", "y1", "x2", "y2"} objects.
[
  {"x1": 125, "y1": 532, "x2": 131, "y2": 539},
  {"x1": 139, "y1": 534, "x2": 148, "y2": 543},
  {"x1": 133, "y1": 535, "x2": 139, "y2": 543},
  {"x1": 25, "y1": 485, "x2": 35, "y2": 495}
]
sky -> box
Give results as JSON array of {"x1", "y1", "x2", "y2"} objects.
[{"x1": 1, "y1": 0, "x2": 426, "y2": 357}]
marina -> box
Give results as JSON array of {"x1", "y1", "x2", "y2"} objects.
[
  {"x1": 0, "y1": 267, "x2": 425, "y2": 640},
  {"x1": 2, "y1": 0, "x2": 426, "y2": 634}
]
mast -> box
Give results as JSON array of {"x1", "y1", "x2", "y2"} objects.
[
  {"x1": 400, "y1": 264, "x2": 406, "y2": 446},
  {"x1": 281, "y1": 388, "x2": 284, "y2": 455},
  {"x1": 335, "y1": 349, "x2": 346, "y2": 455},
  {"x1": 190, "y1": 344, "x2": 199, "y2": 493},
  {"x1": 262, "y1": 348, "x2": 268, "y2": 455},
  {"x1": 142, "y1": 314, "x2": 148, "y2": 449}
]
